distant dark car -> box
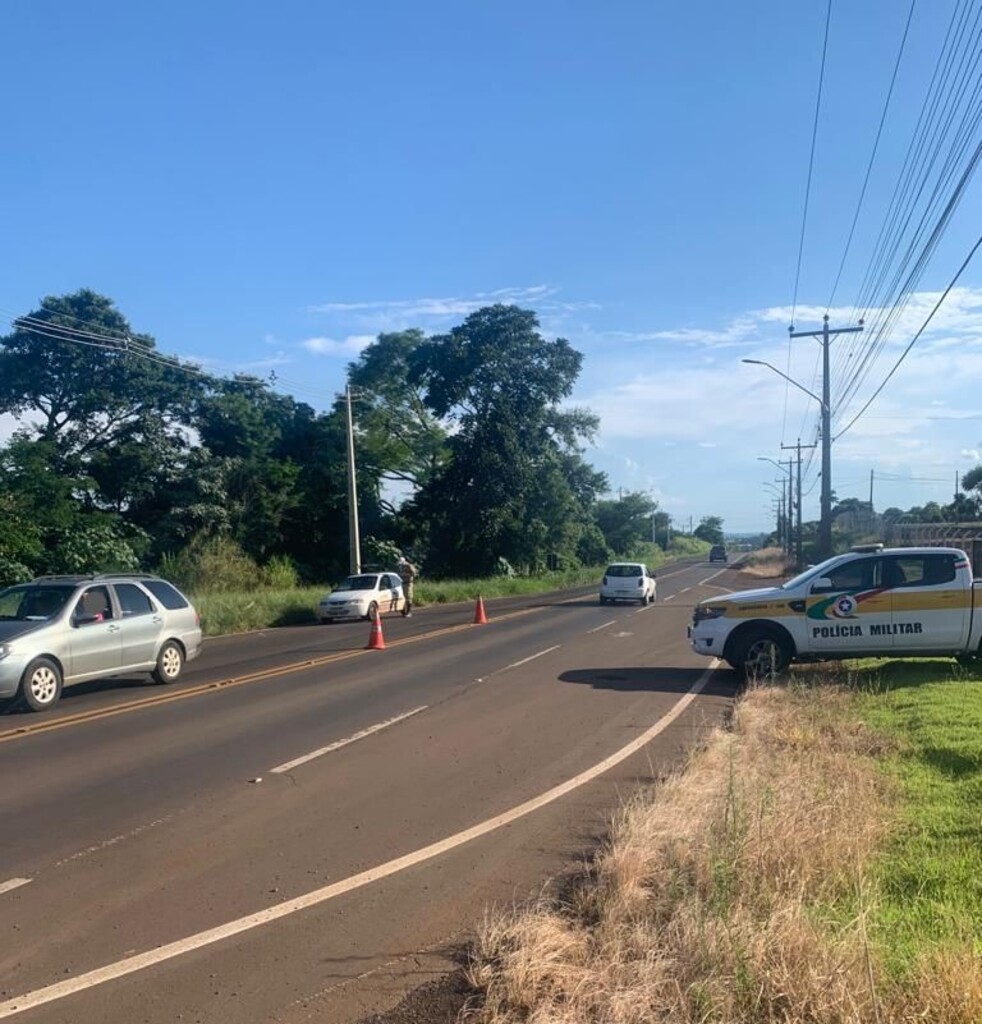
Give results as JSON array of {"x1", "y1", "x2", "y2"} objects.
[{"x1": 709, "y1": 545, "x2": 728, "y2": 563}]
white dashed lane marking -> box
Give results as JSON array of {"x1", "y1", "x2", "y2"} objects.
[
  {"x1": 0, "y1": 663, "x2": 720, "y2": 1019},
  {"x1": 0, "y1": 879, "x2": 32, "y2": 896},
  {"x1": 270, "y1": 706, "x2": 429, "y2": 774}
]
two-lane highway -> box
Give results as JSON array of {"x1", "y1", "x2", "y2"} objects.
[{"x1": 0, "y1": 558, "x2": 738, "y2": 1022}]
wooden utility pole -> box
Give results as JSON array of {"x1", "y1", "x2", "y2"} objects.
[
  {"x1": 788, "y1": 316, "x2": 864, "y2": 559},
  {"x1": 781, "y1": 438, "x2": 816, "y2": 566}
]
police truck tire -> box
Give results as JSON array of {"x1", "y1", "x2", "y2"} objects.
[{"x1": 732, "y1": 628, "x2": 791, "y2": 680}]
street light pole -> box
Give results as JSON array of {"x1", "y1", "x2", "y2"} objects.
[
  {"x1": 758, "y1": 456, "x2": 793, "y2": 555},
  {"x1": 344, "y1": 383, "x2": 361, "y2": 574},
  {"x1": 786, "y1": 316, "x2": 863, "y2": 559}
]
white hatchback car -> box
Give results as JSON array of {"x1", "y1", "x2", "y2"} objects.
[
  {"x1": 599, "y1": 562, "x2": 657, "y2": 605},
  {"x1": 318, "y1": 572, "x2": 407, "y2": 623}
]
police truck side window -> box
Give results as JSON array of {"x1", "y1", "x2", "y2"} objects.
[
  {"x1": 888, "y1": 554, "x2": 957, "y2": 588},
  {"x1": 825, "y1": 559, "x2": 879, "y2": 591}
]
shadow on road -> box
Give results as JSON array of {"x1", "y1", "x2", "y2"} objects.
[{"x1": 559, "y1": 665, "x2": 737, "y2": 698}]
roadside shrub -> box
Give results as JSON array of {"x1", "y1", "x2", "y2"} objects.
[
  {"x1": 262, "y1": 554, "x2": 299, "y2": 589},
  {"x1": 159, "y1": 535, "x2": 263, "y2": 593}
]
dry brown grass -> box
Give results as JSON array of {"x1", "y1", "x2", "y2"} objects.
[
  {"x1": 464, "y1": 682, "x2": 978, "y2": 1023},
  {"x1": 740, "y1": 546, "x2": 793, "y2": 580}
]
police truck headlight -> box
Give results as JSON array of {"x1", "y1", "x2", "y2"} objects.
[{"x1": 692, "y1": 605, "x2": 726, "y2": 624}]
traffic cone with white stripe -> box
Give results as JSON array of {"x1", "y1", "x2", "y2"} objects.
[
  {"x1": 473, "y1": 594, "x2": 488, "y2": 625},
  {"x1": 367, "y1": 610, "x2": 386, "y2": 650}
]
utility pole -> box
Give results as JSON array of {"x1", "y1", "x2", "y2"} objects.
[
  {"x1": 788, "y1": 315, "x2": 864, "y2": 559},
  {"x1": 344, "y1": 383, "x2": 361, "y2": 574},
  {"x1": 870, "y1": 469, "x2": 875, "y2": 536},
  {"x1": 781, "y1": 438, "x2": 816, "y2": 566}
]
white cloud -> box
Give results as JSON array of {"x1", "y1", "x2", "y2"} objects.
[
  {"x1": 601, "y1": 315, "x2": 759, "y2": 347},
  {"x1": 306, "y1": 285, "x2": 597, "y2": 332},
  {"x1": 962, "y1": 449, "x2": 981, "y2": 461},
  {"x1": 309, "y1": 285, "x2": 558, "y2": 319},
  {"x1": 301, "y1": 335, "x2": 376, "y2": 356}
]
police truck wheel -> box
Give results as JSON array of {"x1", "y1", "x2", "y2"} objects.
[{"x1": 734, "y1": 629, "x2": 791, "y2": 681}]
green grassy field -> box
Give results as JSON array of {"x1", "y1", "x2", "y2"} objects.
[{"x1": 846, "y1": 659, "x2": 982, "y2": 976}]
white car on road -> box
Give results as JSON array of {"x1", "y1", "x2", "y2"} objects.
[
  {"x1": 318, "y1": 572, "x2": 407, "y2": 623},
  {"x1": 599, "y1": 562, "x2": 657, "y2": 605}
]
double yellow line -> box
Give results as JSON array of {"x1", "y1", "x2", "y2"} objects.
[{"x1": 0, "y1": 607, "x2": 538, "y2": 745}]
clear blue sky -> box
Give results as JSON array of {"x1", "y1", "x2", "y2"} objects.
[{"x1": 4, "y1": 0, "x2": 981, "y2": 532}]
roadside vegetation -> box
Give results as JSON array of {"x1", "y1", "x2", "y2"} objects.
[
  {"x1": 740, "y1": 544, "x2": 793, "y2": 579},
  {"x1": 0, "y1": 291, "x2": 726, "y2": 596},
  {"x1": 465, "y1": 659, "x2": 982, "y2": 1023},
  {"x1": 187, "y1": 536, "x2": 712, "y2": 635}
]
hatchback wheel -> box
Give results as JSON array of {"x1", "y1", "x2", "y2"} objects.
[
  {"x1": 19, "y1": 658, "x2": 63, "y2": 712},
  {"x1": 152, "y1": 641, "x2": 184, "y2": 685},
  {"x1": 365, "y1": 601, "x2": 379, "y2": 621}
]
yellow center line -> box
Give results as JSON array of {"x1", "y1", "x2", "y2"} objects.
[{"x1": 0, "y1": 604, "x2": 542, "y2": 745}]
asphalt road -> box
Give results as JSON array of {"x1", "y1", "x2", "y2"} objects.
[{"x1": 0, "y1": 558, "x2": 742, "y2": 1023}]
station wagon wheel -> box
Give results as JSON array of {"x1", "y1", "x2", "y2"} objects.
[
  {"x1": 152, "y1": 641, "x2": 184, "y2": 685},
  {"x1": 365, "y1": 601, "x2": 379, "y2": 622},
  {"x1": 19, "y1": 657, "x2": 63, "y2": 712}
]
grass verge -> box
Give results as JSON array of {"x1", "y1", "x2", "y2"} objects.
[
  {"x1": 465, "y1": 663, "x2": 982, "y2": 1022},
  {"x1": 191, "y1": 555, "x2": 701, "y2": 636}
]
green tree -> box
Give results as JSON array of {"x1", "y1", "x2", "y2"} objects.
[
  {"x1": 0, "y1": 291, "x2": 201, "y2": 508},
  {"x1": 409, "y1": 305, "x2": 599, "y2": 575},
  {"x1": 694, "y1": 515, "x2": 725, "y2": 545},
  {"x1": 345, "y1": 330, "x2": 449, "y2": 507},
  {"x1": 594, "y1": 492, "x2": 658, "y2": 555}
]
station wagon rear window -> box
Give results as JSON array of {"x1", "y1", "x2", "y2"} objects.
[{"x1": 142, "y1": 580, "x2": 189, "y2": 610}]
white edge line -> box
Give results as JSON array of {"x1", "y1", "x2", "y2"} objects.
[
  {"x1": 0, "y1": 878, "x2": 31, "y2": 896},
  {"x1": 586, "y1": 620, "x2": 616, "y2": 634},
  {"x1": 663, "y1": 594, "x2": 676, "y2": 601},
  {"x1": 503, "y1": 645, "x2": 561, "y2": 671},
  {"x1": 0, "y1": 662, "x2": 721, "y2": 1019},
  {"x1": 698, "y1": 569, "x2": 727, "y2": 586},
  {"x1": 270, "y1": 706, "x2": 429, "y2": 774}
]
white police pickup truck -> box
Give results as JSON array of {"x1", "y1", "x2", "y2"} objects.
[{"x1": 689, "y1": 544, "x2": 982, "y2": 677}]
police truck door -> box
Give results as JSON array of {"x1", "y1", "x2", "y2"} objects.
[
  {"x1": 885, "y1": 551, "x2": 969, "y2": 651},
  {"x1": 806, "y1": 556, "x2": 892, "y2": 655}
]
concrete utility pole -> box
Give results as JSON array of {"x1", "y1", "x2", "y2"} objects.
[
  {"x1": 788, "y1": 315, "x2": 863, "y2": 560},
  {"x1": 781, "y1": 438, "x2": 817, "y2": 566},
  {"x1": 344, "y1": 383, "x2": 361, "y2": 574}
]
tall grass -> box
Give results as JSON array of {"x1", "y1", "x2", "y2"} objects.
[
  {"x1": 190, "y1": 557, "x2": 703, "y2": 635},
  {"x1": 466, "y1": 673, "x2": 982, "y2": 1023}
]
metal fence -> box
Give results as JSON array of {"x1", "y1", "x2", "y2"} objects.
[{"x1": 888, "y1": 522, "x2": 982, "y2": 578}]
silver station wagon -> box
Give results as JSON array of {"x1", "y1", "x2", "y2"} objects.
[{"x1": 0, "y1": 574, "x2": 203, "y2": 712}]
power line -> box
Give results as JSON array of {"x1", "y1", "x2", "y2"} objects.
[
  {"x1": 790, "y1": 0, "x2": 833, "y2": 329},
  {"x1": 834, "y1": 230, "x2": 982, "y2": 439},
  {"x1": 2, "y1": 310, "x2": 339, "y2": 403},
  {"x1": 826, "y1": 0, "x2": 917, "y2": 312},
  {"x1": 783, "y1": 0, "x2": 834, "y2": 447}
]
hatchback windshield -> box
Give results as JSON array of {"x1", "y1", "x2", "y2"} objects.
[
  {"x1": 335, "y1": 575, "x2": 379, "y2": 592},
  {"x1": 0, "y1": 584, "x2": 76, "y2": 621}
]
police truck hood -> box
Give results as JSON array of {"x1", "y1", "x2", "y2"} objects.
[{"x1": 697, "y1": 585, "x2": 783, "y2": 606}]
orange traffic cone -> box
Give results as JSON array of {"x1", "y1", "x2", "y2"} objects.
[
  {"x1": 366, "y1": 610, "x2": 386, "y2": 650},
  {"x1": 473, "y1": 594, "x2": 488, "y2": 625}
]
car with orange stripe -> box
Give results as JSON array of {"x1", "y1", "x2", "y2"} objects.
[{"x1": 688, "y1": 545, "x2": 981, "y2": 677}]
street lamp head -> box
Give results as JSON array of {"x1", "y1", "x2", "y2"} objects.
[{"x1": 742, "y1": 358, "x2": 764, "y2": 365}]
